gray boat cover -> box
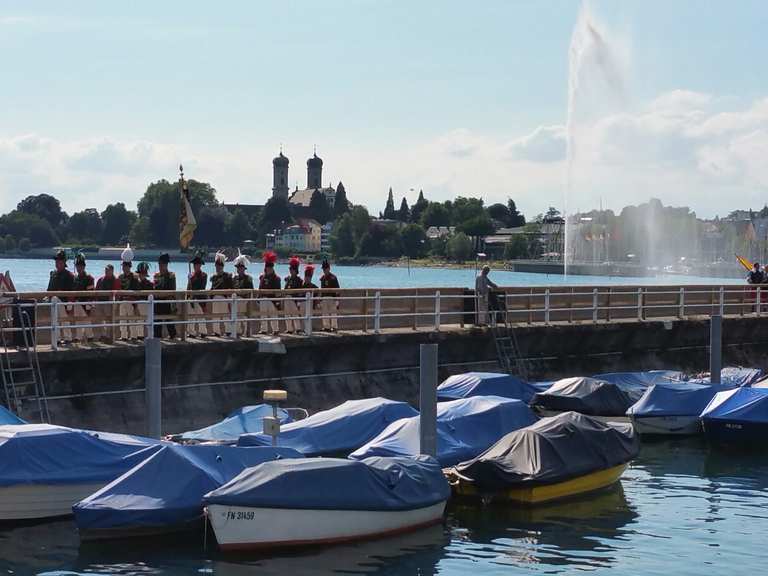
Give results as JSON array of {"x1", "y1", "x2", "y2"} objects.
[
  {"x1": 451, "y1": 412, "x2": 639, "y2": 490},
  {"x1": 531, "y1": 377, "x2": 633, "y2": 416}
]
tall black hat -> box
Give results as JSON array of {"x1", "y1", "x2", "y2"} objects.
[
  {"x1": 54, "y1": 249, "x2": 67, "y2": 261},
  {"x1": 158, "y1": 253, "x2": 170, "y2": 264}
]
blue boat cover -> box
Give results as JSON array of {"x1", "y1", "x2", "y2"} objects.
[
  {"x1": 627, "y1": 382, "x2": 725, "y2": 418},
  {"x1": 531, "y1": 377, "x2": 634, "y2": 416},
  {"x1": 691, "y1": 367, "x2": 764, "y2": 388},
  {"x1": 237, "y1": 398, "x2": 418, "y2": 456},
  {"x1": 0, "y1": 424, "x2": 161, "y2": 487},
  {"x1": 204, "y1": 455, "x2": 450, "y2": 512},
  {"x1": 0, "y1": 406, "x2": 25, "y2": 425},
  {"x1": 73, "y1": 444, "x2": 301, "y2": 532},
  {"x1": 350, "y1": 396, "x2": 538, "y2": 466},
  {"x1": 174, "y1": 405, "x2": 291, "y2": 443},
  {"x1": 594, "y1": 371, "x2": 684, "y2": 401},
  {"x1": 700, "y1": 387, "x2": 768, "y2": 423},
  {"x1": 436, "y1": 372, "x2": 543, "y2": 403}
]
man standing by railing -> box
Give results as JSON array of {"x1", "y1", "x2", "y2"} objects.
[
  {"x1": 258, "y1": 251, "x2": 281, "y2": 335},
  {"x1": 47, "y1": 249, "x2": 74, "y2": 344},
  {"x1": 320, "y1": 259, "x2": 340, "y2": 332},
  {"x1": 95, "y1": 264, "x2": 120, "y2": 341},
  {"x1": 72, "y1": 253, "x2": 95, "y2": 342},
  {"x1": 283, "y1": 256, "x2": 303, "y2": 334},
  {"x1": 232, "y1": 252, "x2": 253, "y2": 336},
  {"x1": 475, "y1": 265, "x2": 498, "y2": 326},
  {"x1": 118, "y1": 245, "x2": 141, "y2": 340},
  {"x1": 153, "y1": 253, "x2": 177, "y2": 339},
  {"x1": 210, "y1": 252, "x2": 234, "y2": 337},
  {"x1": 187, "y1": 253, "x2": 208, "y2": 338},
  {"x1": 136, "y1": 262, "x2": 153, "y2": 339}
]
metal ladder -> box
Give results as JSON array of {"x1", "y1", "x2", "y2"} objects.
[
  {"x1": 0, "y1": 301, "x2": 49, "y2": 423},
  {"x1": 489, "y1": 295, "x2": 529, "y2": 381}
]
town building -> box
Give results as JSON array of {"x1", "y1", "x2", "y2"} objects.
[
  {"x1": 268, "y1": 218, "x2": 323, "y2": 253},
  {"x1": 272, "y1": 148, "x2": 339, "y2": 209}
]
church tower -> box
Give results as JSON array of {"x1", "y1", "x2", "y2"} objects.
[
  {"x1": 272, "y1": 150, "x2": 289, "y2": 200},
  {"x1": 307, "y1": 149, "x2": 323, "y2": 190}
]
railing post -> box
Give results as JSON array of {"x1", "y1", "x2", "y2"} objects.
[
  {"x1": 374, "y1": 291, "x2": 381, "y2": 334},
  {"x1": 419, "y1": 343, "x2": 438, "y2": 457},
  {"x1": 304, "y1": 291, "x2": 313, "y2": 336},
  {"x1": 231, "y1": 293, "x2": 239, "y2": 339},
  {"x1": 434, "y1": 290, "x2": 441, "y2": 331},
  {"x1": 592, "y1": 288, "x2": 598, "y2": 323},
  {"x1": 719, "y1": 286, "x2": 725, "y2": 316},
  {"x1": 51, "y1": 297, "x2": 59, "y2": 351},
  {"x1": 146, "y1": 294, "x2": 154, "y2": 338},
  {"x1": 544, "y1": 288, "x2": 551, "y2": 325},
  {"x1": 679, "y1": 287, "x2": 685, "y2": 319},
  {"x1": 145, "y1": 337, "x2": 162, "y2": 439},
  {"x1": 710, "y1": 314, "x2": 722, "y2": 385},
  {"x1": 757, "y1": 287, "x2": 762, "y2": 317},
  {"x1": 637, "y1": 287, "x2": 643, "y2": 321}
]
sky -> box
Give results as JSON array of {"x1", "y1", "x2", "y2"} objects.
[{"x1": 1, "y1": 0, "x2": 767, "y2": 220}]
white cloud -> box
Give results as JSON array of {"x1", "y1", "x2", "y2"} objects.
[{"x1": 505, "y1": 125, "x2": 566, "y2": 163}]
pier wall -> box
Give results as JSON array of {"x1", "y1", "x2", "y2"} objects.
[{"x1": 14, "y1": 316, "x2": 768, "y2": 435}]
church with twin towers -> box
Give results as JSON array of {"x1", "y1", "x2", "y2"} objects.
[{"x1": 271, "y1": 148, "x2": 345, "y2": 209}]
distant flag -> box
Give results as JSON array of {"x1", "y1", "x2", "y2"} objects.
[
  {"x1": 179, "y1": 164, "x2": 197, "y2": 249},
  {"x1": 735, "y1": 254, "x2": 753, "y2": 272}
]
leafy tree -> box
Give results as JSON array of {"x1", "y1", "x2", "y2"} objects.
[
  {"x1": 137, "y1": 179, "x2": 218, "y2": 246},
  {"x1": 0, "y1": 236, "x2": 6, "y2": 253},
  {"x1": 4, "y1": 235, "x2": 16, "y2": 251},
  {"x1": 309, "y1": 189, "x2": 331, "y2": 224},
  {"x1": 383, "y1": 187, "x2": 396, "y2": 219},
  {"x1": 348, "y1": 205, "x2": 371, "y2": 245},
  {"x1": 487, "y1": 203, "x2": 511, "y2": 225},
  {"x1": 18, "y1": 238, "x2": 31, "y2": 252},
  {"x1": 401, "y1": 224, "x2": 426, "y2": 257},
  {"x1": 446, "y1": 232, "x2": 473, "y2": 261},
  {"x1": 410, "y1": 189, "x2": 428, "y2": 223},
  {"x1": 330, "y1": 214, "x2": 356, "y2": 257},
  {"x1": 0, "y1": 211, "x2": 58, "y2": 247},
  {"x1": 452, "y1": 197, "x2": 485, "y2": 224},
  {"x1": 17, "y1": 194, "x2": 66, "y2": 228},
  {"x1": 101, "y1": 202, "x2": 136, "y2": 245},
  {"x1": 507, "y1": 199, "x2": 526, "y2": 227},
  {"x1": 226, "y1": 208, "x2": 253, "y2": 245},
  {"x1": 545, "y1": 206, "x2": 562, "y2": 219},
  {"x1": 356, "y1": 224, "x2": 403, "y2": 258},
  {"x1": 420, "y1": 202, "x2": 451, "y2": 228},
  {"x1": 397, "y1": 197, "x2": 410, "y2": 222},
  {"x1": 334, "y1": 182, "x2": 350, "y2": 220},
  {"x1": 503, "y1": 235, "x2": 529, "y2": 259},
  {"x1": 457, "y1": 214, "x2": 495, "y2": 237},
  {"x1": 67, "y1": 209, "x2": 103, "y2": 243},
  {"x1": 428, "y1": 236, "x2": 447, "y2": 258},
  {"x1": 259, "y1": 196, "x2": 292, "y2": 234},
  {"x1": 129, "y1": 216, "x2": 151, "y2": 246},
  {"x1": 196, "y1": 206, "x2": 231, "y2": 247}
]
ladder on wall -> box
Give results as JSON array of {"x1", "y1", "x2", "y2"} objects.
[
  {"x1": 489, "y1": 294, "x2": 529, "y2": 381},
  {"x1": 0, "y1": 301, "x2": 49, "y2": 423}
]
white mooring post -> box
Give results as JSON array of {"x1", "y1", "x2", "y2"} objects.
[
  {"x1": 304, "y1": 291, "x2": 313, "y2": 336},
  {"x1": 710, "y1": 315, "x2": 722, "y2": 385},
  {"x1": 144, "y1": 337, "x2": 162, "y2": 439},
  {"x1": 230, "y1": 293, "x2": 239, "y2": 339},
  {"x1": 419, "y1": 344, "x2": 438, "y2": 457}
]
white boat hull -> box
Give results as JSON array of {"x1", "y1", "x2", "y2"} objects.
[
  {"x1": 206, "y1": 501, "x2": 447, "y2": 550},
  {"x1": 0, "y1": 483, "x2": 105, "y2": 520},
  {"x1": 630, "y1": 415, "x2": 701, "y2": 436}
]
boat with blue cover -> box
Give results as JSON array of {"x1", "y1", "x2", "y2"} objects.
[
  {"x1": 0, "y1": 424, "x2": 162, "y2": 520},
  {"x1": 350, "y1": 396, "x2": 538, "y2": 466},
  {"x1": 436, "y1": 372, "x2": 546, "y2": 403},
  {"x1": 0, "y1": 405, "x2": 24, "y2": 425},
  {"x1": 593, "y1": 370, "x2": 684, "y2": 402},
  {"x1": 204, "y1": 456, "x2": 450, "y2": 550},
  {"x1": 73, "y1": 444, "x2": 300, "y2": 540},
  {"x1": 168, "y1": 404, "x2": 292, "y2": 444},
  {"x1": 700, "y1": 387, "x2": 768, "y2": 446},
  {"x1": 531, "y1": 377, "x2": 634, "y2": 418},
  {"x1": 237, "y1": 397, "x2": 418, "y2": 456},
  {"x1": 627, "y1": 382, "x2": 728, "y2": 435}
]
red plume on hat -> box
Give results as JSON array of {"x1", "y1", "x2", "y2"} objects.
[
  {"x1": 304, "y1": 264, "x2": 315, "y2": 275},
  {"x1": 262, "y1": 251, "x2": 278, "y2": 266},
  {"x1": 289, "y1": 256, "x2": 300, "y2": 269}
]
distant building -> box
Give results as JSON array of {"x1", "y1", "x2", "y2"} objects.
[
  {"x1": 271, "y1": 149, "x2": 339, "y2": 209},
  {"x1": 320, "y1": 222, "x2": 333, "y2": 253},
  {"x1": 272, "y1": 218, "x2": 323, "y2": 253},
  {"x1": 425, "y1": 226, "x2": 456, "y2": 240}
]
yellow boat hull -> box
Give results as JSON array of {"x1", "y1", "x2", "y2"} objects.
[{"x1": 451, "y1": 463, "x2": 629, "y2": 505}]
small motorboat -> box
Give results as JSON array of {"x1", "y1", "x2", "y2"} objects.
[
  {"x1": 167, "y1": 404, "x2": 292, "y2": 444},
  {"x1": 73, "y1": 444, "x2": 300, "y2": 540},
  {"x1": 350, "y1": 396, "x2": 537, "y2": 467},
  {"x1": 0, "y1": 424, "x2": 162, "y2": 520},
  {"x1": 237, "y1": 398, "x2": 417, "y2": 456},
  {"x1": 445, "y1": 412, "x2": 639, "y2": 505},
  {"x1": 204, "y1": 456, "x2": 450, "y2": 550},
  {"x1": 593, "y1": 370, "x2": 684, "y2": 402},
  {"x1": 530, "y1": 377, "x2": 634, "y2": 419},
  {"x1": 627, "y1": 382, "x2": 727, "y2": 436},
  {"x1": 0, "y1": 406, "x2": 24, "y2": 426},
  {"x1": 436, "y1": 372, "x2": 545, "y2": 403},
  {"x1": 700, "y1": 387, "x2": 768, "y2": 447}
]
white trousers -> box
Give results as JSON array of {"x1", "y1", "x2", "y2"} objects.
[
  {"x1": 72, "y1": 304, "x2": 94, "y2": 341},
  {"x1": 259, "y1": 300, "x2": 280, "y2": 334},
  {"x1": 211, "y1": 296, "x2": 232, "y2": 336},
  {"x1": 321, "y1": 298, "x2": 338, "y2": 330},
  {"x1": 119, "y1": 302, "x2": 142, "y2": 339},
  {"x1": 188, "y1": 301, "x2": 208, "y2": 336},
  {"x1": 283, "y1": 299, "x2": 302, "y2": 333},
  {"x1": 55, "y1": 303, "x2": 73, "y2": 342}
]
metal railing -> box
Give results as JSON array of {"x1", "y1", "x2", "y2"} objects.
[{"x1": 0, "y1": 284, "x2": 760, "y2": 350}]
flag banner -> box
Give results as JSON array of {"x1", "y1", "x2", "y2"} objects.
[
  {"x1": 179, "y1": 168, "x2": 197, "y2": 249},
  {"x1": 736, "y1": 254, "x2": 752, "y2": 272}
]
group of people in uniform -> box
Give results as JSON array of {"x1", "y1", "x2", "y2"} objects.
[
  {"x1": 45, "y1": 247, "x2": 341, "y2": 343},
  {"x1": 748, "y1": 262, "x2": 768, "y2": 285}
]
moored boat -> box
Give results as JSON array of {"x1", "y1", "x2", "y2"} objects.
[
  {"x1": 530, "y1": 377, "x2": 634, "y2": 418},
  {"x1": 167, "y1": 404, "x2": 292, "y2": 444},
  {"x1": 445, "y1": 412, "x2": 639, "y2": 505},
  {"x1": 627, "y1": 382, "x2": 727, "y2": 436},
  {"x1": 436, "y1": 372, "x2": 545, "y2": 403},
  {"x1": 700, "y1": 387, "x2": 768, "y2": 447},
  {"x1": 204, "y1": 456, "x2": 450, "y2": 550}
]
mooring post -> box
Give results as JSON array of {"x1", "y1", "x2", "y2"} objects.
[
  {"x1": 144, "y1": 337, "x2": 162, "y2": 439},
  {"x1": 419, "y1": 343, "x2": 438, "y2": 457},
  {"x1": 710, "y1": 314, "x2": 722, "y2": 385}
]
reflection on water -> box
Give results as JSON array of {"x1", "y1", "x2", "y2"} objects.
[{"x1": 2, "y1": 438, "x2": 768, "y2": 575}]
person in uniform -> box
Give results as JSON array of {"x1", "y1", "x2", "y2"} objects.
[
  {"x1": 283, "y1": 256, "x2": 303, "y2": 333},
  {"x1": 153, "y1": 253, "x2": 177, "y2": 339},
  {"x1": 95, "y1": 263, "x2": 120, "y2": 341},
  {"x1": 187, "y1": 252, "x2": 208, "y2": 337},
  {"x1": 302, "y1": 263, "x2": 318, "y2": 332},
  {"x1": 135, "y1": 262, "x2": 153, "y2": 339},
  {"x1": 319, "y1": 259, "x2": 340, "y2": 332},
  {"x1": 748, "y1": 262, "x2": 764, "y2": 284},
  {"x1": 71, "y1": 253, "x2": 95, "y2": 342},
  {"x1": 118, "y1": 244, "x2": 141, "y2": 339},
  {"x1": 47, "y1": 249, "x2": 75, "y2": 343},
  {"x1": 210, "y1": 251, "x2": 234, "y2": 336},
  {"x1": 232, "y1": 251, "x2": 254, "y2": 336},
  {"x1": 258, "y1": 251, "x2": 281, "y2": 335}
]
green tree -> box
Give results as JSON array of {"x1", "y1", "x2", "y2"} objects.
[
  {"x1": 446, "y1": 232, "x2": 473, "y2": 261},
  {"x1": 258, "y1": 196, "x2": 292, "y2": 234},
  {"x1": 452, "y1": 197, "x2": 485, "y2": 224},
  {"x1": 401, "y1": 224, "x2": 426, "y2": 257},
  {"x1": 129, "y1": 216, "x2": 151, "y2": 246},
  {"x1": 330, "y1": 214, "x2": 356, "y2": 257},
  {"x1": 196, "y1": 206, "x2": 231, "y2": 247},
  {"x1": 428, "y1": 236, "x2": 447, "y2": 258},
  {"x1": 383, "y1": 187, "x2": 396, "y2": 219},
  {"x1": 309, "y1": 189, "x2": 331, "y2": 224},
  {"x1": 226, "y1": 208, "x2": 253, "y2": 245},
  {"x1": 137, "y1": 179, "x2": 218, "y2": 246},
  {"x1": 0, "y1": 211, "x2": 58, "y2": 247},
  {"x1": 4, "y1": 235, "x2": 16, "y2": 251},
  {"x1": 420, "y1": 202, "x2": 451, "y2": 228},
  {"x1": 397, "y1": 197, "x2": 410, "y2": 222},
  {"x1": 503, "y1": 235, "x2": 529, "y2": 259},
  {"x1": 17, "y1": 194, "x2": 67, "y2": 228},
  {"x1": 333, "y1": 182, "x2": 350, "y2": 220},
  {"x1": 18, "y1": 238, "x2": 31, "y2": 252},
  {"x1": 410, "y1": 189, "x2": 428, "y2": 223},
  {"x1": 348, "y1": 205, "x2": 371, "y2": 245},
  {"x1": 101, "y1": 202, "x2": 136, "y2": 245},
  {"x1": 507, "y1": 199, "x2": 526, "y2": 227},
  {"x1": 356, "y1": 224, "x2": 403, "y2": 258},
  {"x1": 458, "y1": 214, "x2": 494, "y2": 237},
  {"x1": 487, "y1": 203, "x2": 511, "y2": 225},
  {"x1": 0, "y1": 236, "x2": 6, "y2": 253},
  {"x1": 67, "y1": 209, "x2": 103, "y2": 243}
]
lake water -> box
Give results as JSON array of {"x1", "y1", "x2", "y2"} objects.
[
  {"x1": 0, "y1": 258, "x2": 743, "y2": 292},
  {"x1": 1, "y1": 438, "x2": 766, "y2": 575}
]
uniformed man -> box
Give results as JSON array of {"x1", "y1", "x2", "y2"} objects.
[
  {"x1": 283, "y1": 256, "x2": 303, "y2": 333},
  {"x1": 210, "y1": 251, "x2": 234, "y2": 336},
  {"x1": 153, "y1": 253, "x2": 177, "y2": 339},
  {"x1": 95, "y1": 264, "x2": 120, "y2": 341},
  {"x1": 135, "y1": 262, "x2": 153, "y2": 339},
  {"x1": 118, "y1": 244, "x2": 141, "y2": 340},
  {"x1": 258, "y1": 251, "x2": 281, "y2": 335},
  {"x1": 47, "y1": 249, "x2": 75, "y2": 343},
  {"x1": 71, "y1": 253, "x2": 95, "y2": 342},
  {"x1": 302, "y1": 263, "x2": 319, "y2": 332},
  {"x1": 186, "y1": 252, "x2": 208, "y2": 337},
  {"x1": 748, "y1": 262, "x2": 764, "y2": 284},
  {"x1": 232, "y1": 251, "x2": 254, "y2": 336},
  {"x1": 319, "y1": 259, "x2": 340, "y2": 332}
]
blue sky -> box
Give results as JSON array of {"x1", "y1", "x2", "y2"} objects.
[{"x1": 1, "y1": 0, "x2": 767, "y2": 218}]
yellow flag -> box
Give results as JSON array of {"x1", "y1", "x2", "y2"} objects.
[
  {"x1": 735, "y1": 254, "x2": 752, "y2": 272},
  {"x1": 179, "y1": 166, "x2": 197, "y2": 249}
]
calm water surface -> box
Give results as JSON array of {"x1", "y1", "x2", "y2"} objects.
[
  {"x1": 0, "y1": 258, "x2": 742, "y2": 292},
  {"x1": 1, "y1": 439, "x2": 766, "y2": 575}
]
